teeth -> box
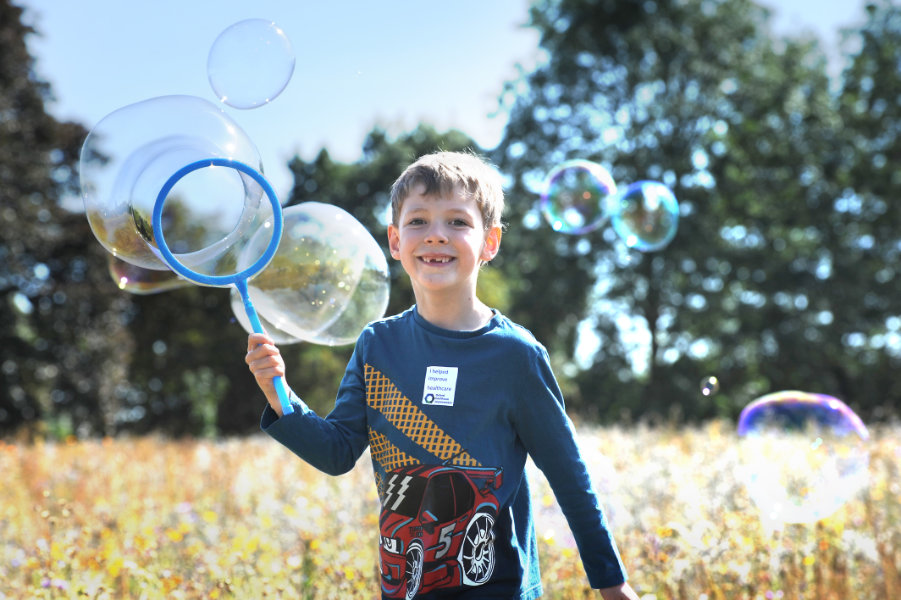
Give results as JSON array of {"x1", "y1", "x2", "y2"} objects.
[{"x1": 424, "y1": 257, "x2": 451, "y2": 263}]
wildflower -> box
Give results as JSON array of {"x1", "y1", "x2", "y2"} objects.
[
  {"x1": 165, "y1": 529, "x2": 184, "y2": 542},
  {"x1": 655, "y1": 526, "x2": 674, "y2": 538},
  {"x1": 107, "y1": 557, "x2": 124, "y2": 577}
]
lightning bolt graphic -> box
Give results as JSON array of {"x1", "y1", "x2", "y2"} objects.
[
  {"x1": 384, "y1": 473, "x2": 399, "y2": 507},
  {"x1": 390, "y1": 475, "x2": 413, "y2": 511}
]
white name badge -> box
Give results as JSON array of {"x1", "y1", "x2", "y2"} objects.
[{"x1": 422, "y1": 366, "x2": 458, "y2": 407}]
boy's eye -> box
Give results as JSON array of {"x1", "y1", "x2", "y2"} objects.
[
  {"x1": 407, "y1": 218, "x2": 426, "y2": 226},
  {"x1": 450, "y1": 218, "x2": 471, "y2": 227}
]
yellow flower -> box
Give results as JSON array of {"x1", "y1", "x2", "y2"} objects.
[
  {"x1": 107, "y1": 557, "x2": 124, "y2": 577},
  {"x1": 165, "y1": 528, "x2": 184, "y2": 542}
]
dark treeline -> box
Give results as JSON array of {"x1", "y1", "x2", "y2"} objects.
[{"x1": 2, "y1": 0, "x2": 899, "y2": 438}]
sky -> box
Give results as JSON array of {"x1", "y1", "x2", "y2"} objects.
[{"x1": 16, "y1": 0, "x2": 866, "y2": 202}]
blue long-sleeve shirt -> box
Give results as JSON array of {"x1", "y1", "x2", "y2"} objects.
[{"x1": 262, "y1": 307, "x2": 627, "y2": 599}]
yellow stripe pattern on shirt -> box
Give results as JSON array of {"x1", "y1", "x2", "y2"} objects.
[{"x1": 364, "y1": 363, "x2": 480, "y2": 470}]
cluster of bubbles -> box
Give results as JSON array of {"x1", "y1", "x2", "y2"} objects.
[
  {"x1": 79, "y1": 19, "x2": 389, "y2": 346},
  {"x1": 539, "y1": 159, "x2": 679, "y2": 252},
  {"x1": 543, "y1": 160, "x2": 873, "y2": 528}
]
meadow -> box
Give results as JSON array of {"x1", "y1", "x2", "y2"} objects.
[{"x1": 1, "y1": 422, "x2": 898, "y2": 599}]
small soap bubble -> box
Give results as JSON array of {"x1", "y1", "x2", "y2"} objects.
[
  {"x1": 609, "y1": 180, "x2": 679, "y2": 251},
  {"x1": 207, "y1": 19, "x2": 295, "y2": 109},
  {"x1": 737, "y1": 390, "x2": 870, "y2": 525},
  {"x1": 540, "y1": 159, "x2": 617, "y2": 235},
  {"x1": 700, "y1": 376, "x2": 720, "y2": 397}
]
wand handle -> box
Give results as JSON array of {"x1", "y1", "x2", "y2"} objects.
[{"x1": 235, "y1": 279, "x2": 294, "y2": 416}]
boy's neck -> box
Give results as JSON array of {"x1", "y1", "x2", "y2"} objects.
[{"x1": 415, "y1": 294, "x2": 494, "y2": 331}]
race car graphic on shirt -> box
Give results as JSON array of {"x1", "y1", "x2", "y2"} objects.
[{"x1": 378, "y1": 464, "x2": 503, "y2": 599}]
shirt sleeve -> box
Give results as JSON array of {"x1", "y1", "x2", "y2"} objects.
[
  {"x1": 260, "y1": 338, "x2": 370, "y2": 476},
  {"x1": 512, "y1": 344, "x2": 628, "y2": 589}
]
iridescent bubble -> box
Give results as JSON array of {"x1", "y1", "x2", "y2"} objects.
[
  {"x1": 107, "y1": 255, "x2": 192, "y2": 295},
  {"x1": 239, "y1": 202, "x2": 390, "y2": 346},
  {"x1": 737, "y1": 390, "x2": 870, "y2": 525},
  {"x1": 609, "y1": 181, "x2": 679, "y2": 251},
  {"x1": 207, "y1": 19, "x2": 295, "y2": 110},
  {"x1": 700, "y1": 376, "x2": 720, "y2": 397},
  {"x1": 540, "y1": 159, "x2": 617, "y2": 235},
  {"x1": 79, "y1": 95, "x2": 271, "y2": 277}
]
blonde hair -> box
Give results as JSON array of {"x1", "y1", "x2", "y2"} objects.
[{"x1": 389, "y1": 151, "x2": 505, "y2": 230}]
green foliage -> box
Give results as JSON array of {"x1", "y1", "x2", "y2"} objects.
[
  {"x1": 183, "y1": 367, "x2": 228, "y2": 438},
  {"x1": 0, "y1": 0, "x2": 130, "y2": 436},
  {"x1": 495, "y1": 0, "x2": 901, "y2": 423},
  {"x1": 3, "y1": 0, "x2": 901, "y2": 436}
]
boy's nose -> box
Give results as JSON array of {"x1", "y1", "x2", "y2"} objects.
[{"x1": 425, "y1": 225, "x2": 448, "y2": 244}]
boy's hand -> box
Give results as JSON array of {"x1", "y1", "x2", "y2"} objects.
[
  {"x1": 245, "y1": 333, "x2": 287, "y2": 416},
  {"x1": 598, "y1": 582, "x2": 641, "y2": 600}
]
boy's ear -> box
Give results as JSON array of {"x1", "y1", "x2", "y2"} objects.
[
  {"x1": 481, "y1": 226, "x2": 502, "y2": 262},
  {"x1": 387, "y1": 224, "x2": 401, "y2": 259}
]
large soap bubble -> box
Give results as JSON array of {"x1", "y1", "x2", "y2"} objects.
[
  {"x1": 238, "y1": 202, "x2": 390, "y2": 346},
  {"x1": 79, "y1": 95, "x2": 272, "y2": 277},
  {"x1": 609, "y1": 180, "x2": 679, "y2": 252},
  {"x1": 737, "y1": 390, "x2": 870, "y2": 525},
  {"x1": 540, "y1": 159, "x2": 617, "y2": 235},
  {"x1": 207, "y1": 19, "x2": 295, "y2": 110},
  {"x1": 306, "y1": 243, "x2": 391, "y2": 346}
]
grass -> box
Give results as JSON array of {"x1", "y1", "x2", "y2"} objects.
[{"x1": 1, "y1": 421, "x2": 898, "y2": 599}]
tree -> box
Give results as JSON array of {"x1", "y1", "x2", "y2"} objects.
[
  {"x1": 830, "y1": 0, "x2": 901, "y2": 419},
  {"x1": 0, "y1": 0, "x2": 131, "y2": 436},
  {"x1": 493, "y1": 0, "x2": 891, "y2": 422}
]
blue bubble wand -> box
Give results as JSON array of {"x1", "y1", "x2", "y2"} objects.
[{"x1": 152, "y1": 157, "x2": 293, "y2": 416}]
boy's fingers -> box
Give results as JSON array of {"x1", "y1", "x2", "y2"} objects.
[
  {"x1": 247, "y1": 333, "x2": 273, "y2": 352},
  {"x1": 245, "y1": 346, "x2": 271, "y2": 366},
  {"x1": 246, "y1": 349, "x2": 284, "y2": 372},
  {"x1": 249, "y1": 358, "x2": 285, "y2": 381}
]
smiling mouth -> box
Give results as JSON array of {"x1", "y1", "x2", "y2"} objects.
[{"x1": 419, "y1": 256, "x2": 454, "y2": 264}]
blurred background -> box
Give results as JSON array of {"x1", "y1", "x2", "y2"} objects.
[{"x1": 2, "y1": 0, "x2": 899, "y2": 439}]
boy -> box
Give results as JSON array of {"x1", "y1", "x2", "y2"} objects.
[{"x1": 246, "y1": 151, "x2": 639, "y2": 599}]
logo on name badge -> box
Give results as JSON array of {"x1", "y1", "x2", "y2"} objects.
[{"x1": 422, "y1": 366, "x2": 458, "y2": 407}]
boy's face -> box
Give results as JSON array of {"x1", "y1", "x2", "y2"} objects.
[{"x1": 388, "y1": 184, "x2": 501, "y2": 299}]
